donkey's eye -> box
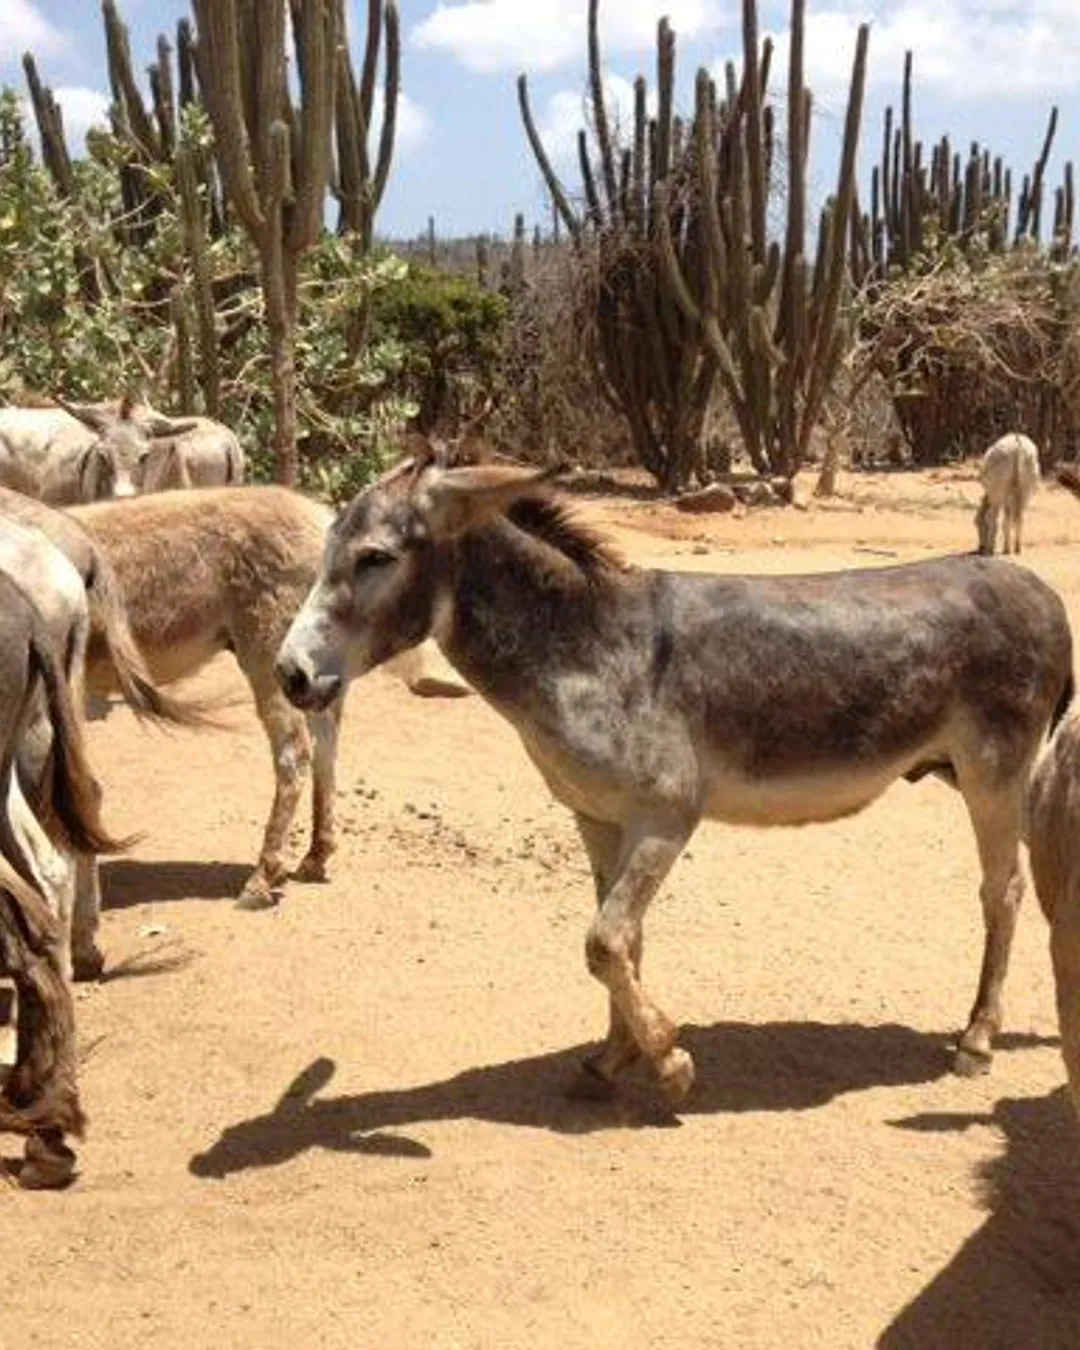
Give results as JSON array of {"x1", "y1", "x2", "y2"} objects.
[{"x1": 354, "y1": 547, "x2": 397, "y2": 574}]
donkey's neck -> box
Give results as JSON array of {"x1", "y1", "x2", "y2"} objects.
[{"x1": 433, "y1": 517, "x2": 619, "y2": 710}]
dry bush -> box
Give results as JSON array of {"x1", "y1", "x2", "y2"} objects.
[
  {"x1": 852, "y1": 243, "x2": 1080, "y2": 466},
  {"x1": 487, "y1": 240, "x2": 629, "y2": 469}
]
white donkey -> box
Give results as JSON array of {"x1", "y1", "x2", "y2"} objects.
[{"x1": 974, "y1": 432, "x2": 1040, "y2": 555}]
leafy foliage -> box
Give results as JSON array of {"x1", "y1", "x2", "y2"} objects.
[
  {"x1": 0, "y1": 87, "x2": 413, "y2": 501},
  {"x1": 368, "y1": 264, "x2": 507, "y2": 431}
]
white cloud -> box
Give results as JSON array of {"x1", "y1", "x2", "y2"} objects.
[
  {"x1": 761, "y1": 0, "x2": 1080, "y2": 103},
  {"x1": 374, "y1": 89, "x2": 430, "y2": 156},
  {"x1": 0, "y1": 0, "x2": 66, "y2": 66},
  {"x1": 53, "y1": 86, "x2": 111, "y2": 153},
  {"x1": 413, "y1": 0, "x2": 723, "y2": 74},
  {"x1": 537, "y1": 72, "x2": 657, "y2": 166}
]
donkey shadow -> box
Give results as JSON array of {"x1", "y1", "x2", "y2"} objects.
[
  {"x1": 101, "y1": 859, "x2": 252, "y2": 907},
  {"x1": 880, "y1": 1088, "x2": 1080, "y2": 1349},
  {"x1": 188, "y1": 1020, "x2": 1054, "y2": 1179}
]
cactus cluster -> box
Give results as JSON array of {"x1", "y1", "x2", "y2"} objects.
[
  {"x1": 859, "y1": 52, "x2": 1075, "y2": 279},
  {"x1": 520, "y1": 0, "x2": 869, "y2": 486}
]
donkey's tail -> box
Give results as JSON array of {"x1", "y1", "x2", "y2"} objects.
[
  {"x1": 29, "y1": 624, "x2": 130, "y2": 858},
  {"x1": 0, "y1": 855, "x2": 85, "y2": 1137},
  {"x1": 83, "y1": 550, "x2": 214, "y2": 729}
]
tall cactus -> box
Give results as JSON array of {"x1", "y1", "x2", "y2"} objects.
[
  {"x1": 191, "y1": 0, "x2": 338, "y2": 485},
  {"x1": 175, "y1": 145, "x2": 221, "y2": 415},
  {"x1": 519, "y1": 3, "x2": 715, "y2": 487},
  {"x1": 659, "y1": 0, "x2": 868, "y2": 478},
  {"x1": 331, "y1": 0, "x2": 399, "y2": 251},
  {"x1": 520, "y1": 0, "x2": 865, "y2": 487}
]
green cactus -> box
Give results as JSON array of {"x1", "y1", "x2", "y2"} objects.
[
  {"x1": 332, "y1": 0, "x2": 400, "y2": 252},
  {"x1": 867, "y1": 52, "x2": 1067, "y2": 271},
  {"x1": 175, "y1": 145, "x2": 221, "y2": 415},
  {"x1": 191, "y1": 0, "x2": 338, "y2": 485},
  {"x1": 520, "y1": 0, "x2": 868, "y2": 487}
]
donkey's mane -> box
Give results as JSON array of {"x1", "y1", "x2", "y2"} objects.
[
  {"x1": 502, "y1": 491, "x2": 625, "y2": 579},
  {"x1": 382, "y1": 442, "x2": 625, "y2": 578}
]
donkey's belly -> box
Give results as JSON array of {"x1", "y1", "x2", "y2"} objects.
[{"x1": 703, "y1": 755, "x2": 930, "y2": 827}]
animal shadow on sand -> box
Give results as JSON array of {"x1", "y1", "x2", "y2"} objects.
[
  {"x1": 188, "y1": 1020, "x2": 1053, "y2": 1179},
  {"x1": 880, "y1": 1088, "x2": 1080, "y2": 1350},
  {"x1": 101, "y1": 858, "x2": 253, "y2": 907}
]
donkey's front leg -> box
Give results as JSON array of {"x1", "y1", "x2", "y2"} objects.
[
  {"x1": 294, "y1": 701, "x2": 342, "y2": 884},
  {"x1": 573, "y1": 814, "x2": 639, "y2": 1094},
  {"x1": 237, "y1": 675, "x2": 312, "y2": 910},
  {"x1": 583, "y1": 818, "x2": 696, "y2": 1105}
]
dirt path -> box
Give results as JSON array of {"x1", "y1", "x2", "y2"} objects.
[{"x1": 6, "y1": 474, "x2": 1080, "y2": 1349}]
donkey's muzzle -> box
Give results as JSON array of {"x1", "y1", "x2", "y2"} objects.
[{"x1": 275, "y1": 653, "x2": 341, "y2": 711}]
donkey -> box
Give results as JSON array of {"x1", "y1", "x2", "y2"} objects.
[
  {"x1": 131, "y1": 428, "x2": 244, "y2": 493},
  {"x1": 276, "y1": 456, "x2": 1073, "y2": 1107},
  {"x1": 0, "y1": 518, "x2": 94, "y2": 982},
  {"x1": 0, "y1": 571, "x2": 128, "y2": 1187},
  {"x1": 975, "y1": 433, "x2": 1040, "y2": 556},
  {"x1": 0, "y1": 484, "x2": 202, "y2": 729},
  {"x1": 126, "y1": 413, "x2": 245, "y2": 490},
  {"x1": 0, "y1": 399, "x2": 199, "y2": 504},
  {"x1": 1026, "y1": 706, "x2": 1080, "y2": 1124},
  {"x1": 69, "y1": 487, "x2": 465, "y2": 916}
]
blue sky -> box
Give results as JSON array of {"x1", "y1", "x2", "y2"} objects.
[{"x1": 2, "y1": 1, "x2": 1077, "y2": 242}]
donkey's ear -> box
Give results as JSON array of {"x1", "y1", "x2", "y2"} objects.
[
  {"x1": 148, "y1": 415, "x2": 198, "y2": 438},
  {"x1": 414, "y1": 462, "x2": 553, "y2": 539},
  {"x1": 57, "y1": 397, "x2": 111, "y2": 435}
]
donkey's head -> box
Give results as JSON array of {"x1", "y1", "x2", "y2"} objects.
[
  {"x1": 58, "y1": 398, "x2": 197, "y2": 498},
  {"x1": 276, "y1": 452, "x2": 549, "y2": 710}
]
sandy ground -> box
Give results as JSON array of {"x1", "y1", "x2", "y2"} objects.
[{"x1": 6, "y1": 468, "x2": 1080, "y2": 1349}]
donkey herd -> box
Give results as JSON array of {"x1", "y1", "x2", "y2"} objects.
[{"x1": 4, "y1": 399, "x2": 1080, "y2": 1193}]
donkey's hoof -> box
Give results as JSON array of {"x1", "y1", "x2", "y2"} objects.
[
  {"x1": 657, "y1": 1047, "x2": 695, "y2": 1106},
  {"x1": 566, "y1": 1056, "x2": 618, "y2": 1101},
  {"x1": 19, "y1": 1135, "x2": 76, "y2": 1190},
  {"x1": 72, "y1": 949, "x2": 106, "y2": 983},
  {"x1": 293, "y1": 854, "x2": 330, "y2": 884},
  {"x1": 952, "y1": 1044, "x2": 993, "y2": 1078},
  {"x1": 235, "y1": 880, "x2": 280, "y2": 912}
]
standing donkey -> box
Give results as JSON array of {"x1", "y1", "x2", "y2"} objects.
[{"x1": 276, "y1": 454, "x2": 1073, "y2": 1107}]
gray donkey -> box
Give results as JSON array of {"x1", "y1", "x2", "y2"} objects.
[{"x1": 276, "y1": 456, "x2": 1073, "y2": 1107}]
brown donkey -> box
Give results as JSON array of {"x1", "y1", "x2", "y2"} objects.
[
  {"x1": 1026, "y1": 707, "x2": 1080, "y2": 1124},
  {"x1": 0, "y1": 571, "x2": 128, "y2": 1188},
  {"x1": 276, "y1": 456, "x2": 1073, "y2": 1107}
]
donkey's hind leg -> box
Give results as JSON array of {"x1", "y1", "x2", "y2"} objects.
[
  {"x1": 294, "y1": 700, "x2": 342, "y2": 883},
  {"x1": 583, "y1": 816, "x2": 697, "y2": 1106},
  {"x1": 236, "y1": 663, "x2": 312, "y2": 911},
  {"x1": 955, "y1": 778, "x2": 1027, "y2": 1075}
]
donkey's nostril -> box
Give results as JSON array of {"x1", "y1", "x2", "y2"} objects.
[{"x1": 275, "y1": 655, "x2": 310, "y2": 704}]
